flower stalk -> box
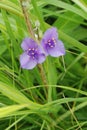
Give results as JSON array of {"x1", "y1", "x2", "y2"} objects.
[
  {"x1": 20, "y1": 0, "x2": 35, "y2": 39},
  {"x1": 19, "y1": 0, "x2": 48, "y2": 88}
]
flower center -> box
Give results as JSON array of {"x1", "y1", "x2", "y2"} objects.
[
  {"x1": 47, "y1": 38, "x2": 56, "y2": 48},
  {"x1": 27, "y1": 48, "x2": 38, "y2": 59}
]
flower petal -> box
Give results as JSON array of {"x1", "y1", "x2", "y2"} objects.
[
  {"x1": 21, "y1": 38, "x2": 38, "y2": 51},
  {"x1": 34, "y1": 45, "x2": 46, "y2": 63},
  {"x1": 37, "y1": 54, "x2": 46, "y2": 64},
  {"x1": 47, "y1": 40, "x2": 65, "y2": 57},
  {"x1": 24, "y1": 58, "x2": 37, "y2": 70},
  {"x1": 42, "y1": 27, "x2": 58, "y2": 42},
  {"x1": 41, "y1": 42, "x2": 49, "y2": 56},
  {"x1": 20, "y1": 52, "x2": 37, "y2": 69},
  {"x1": 37, "y1": 45, "x2": 45, "y2": 54},
  {"x1": 41, "y1": 27, "x2": 59, "y2": 56}
]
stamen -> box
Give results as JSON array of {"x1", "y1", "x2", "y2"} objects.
[
  {"x1": 48, "y1": 43, "x2": 51, "y2": 45},
  {"x1": 50, "y1": 45, "x2": 54, "y2": 48},
  {"x1": 32, "y1": 52, "x2": 34, "y2": 55},
  {"x1": 28, "y1": 48, "x2": 31, "y2": 51},
  {"x1": 47, "y1": 38, "x2": 56, "y2": 48},
  {"x1": 32, "y1": 48, "x2": 35, "y2": 50},
  {"x1": 52, "y1": 37, "x2": 56, "y2": 43}
]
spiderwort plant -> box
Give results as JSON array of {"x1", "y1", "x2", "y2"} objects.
[
  {"x1": 20, "y1": 38, "x2": 46, "y2": 69},
  {"x1": 41, "y1": 27, "x2": 65, "y2": 57},
  {"x1": 20, "y1": 27, "x2": 65, "y2": 69}
]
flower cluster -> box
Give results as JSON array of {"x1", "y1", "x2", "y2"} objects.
[{"x1": 20, "y1": 27, "x2": 65, "y2": 69}]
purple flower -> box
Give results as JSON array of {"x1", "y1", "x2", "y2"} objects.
[
  {"x1": 41, "y1": 27, "x2": 65, "y2": 57},
  {"x1": 20, "y1": 38, "x2": 46, "y2": 69}
]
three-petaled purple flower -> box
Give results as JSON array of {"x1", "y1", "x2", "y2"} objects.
[
  {"x1": 41, "y1": 27, "x2": 65, "y2": 57},
  {"x1": 20, "y1": 27, "x2": 65, "y2": 69},
  {"x1": 20, "y1": 38, "x2": 46, "y2": 69}
]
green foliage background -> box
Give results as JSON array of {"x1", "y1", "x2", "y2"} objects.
[{"x1": 0, "y1": 0, "x2": 87, "y2": 129}]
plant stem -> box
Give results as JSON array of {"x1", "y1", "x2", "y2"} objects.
[
  {"x1": 37, "y1": 64, "x2": 47, "y2": 87},
  {"x1": 19, "y1": 0, "x2": 48, "y2": 89},
  {"x1": 20, "y1": 0, "x2": 35, "y2": 39}
]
